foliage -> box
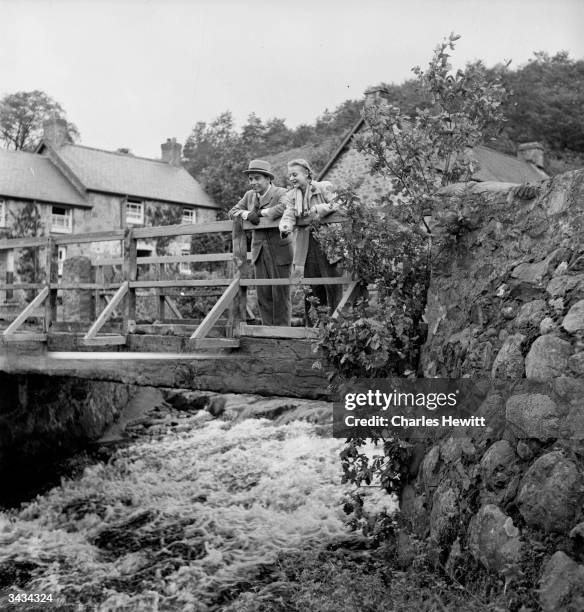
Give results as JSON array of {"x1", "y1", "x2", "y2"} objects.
[
  {"x1": 311, "y1": 35, "x2": 507, "y2": 545},
  {"x1": 0, "y1": 90, "x2": 79, "y2": 151},
  {"x1": 8, "y1": 202, "x2": 44, "y2": 299}
]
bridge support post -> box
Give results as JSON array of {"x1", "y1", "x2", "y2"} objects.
[
  {"x1": 123, "y1": 229, "x2": 137, "y2": 332},
  {"x1": 44, "y1": 237, "x2": 58, "y2": 332},
  {"x1": 229, "y1": 218, "x2": 249, "y2": 338}
]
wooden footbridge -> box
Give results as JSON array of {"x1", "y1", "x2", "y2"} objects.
[{"x1": 0, "y1": 215, "x2": 358, "y2": 398}]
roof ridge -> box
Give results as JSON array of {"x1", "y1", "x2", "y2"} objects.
[{"x1": 61, "y1": 143, "x2": 173, "y2": 165}]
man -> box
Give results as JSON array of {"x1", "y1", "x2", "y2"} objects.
[{"x1": 229, "y1": 159, "x2": 292, "y2": 326}]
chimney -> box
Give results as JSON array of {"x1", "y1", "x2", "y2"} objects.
[
  {"x1": 161, "y1": 138, "x2": 182, "y2": 166},
  {"x1": 364, "y1": 85, "x2": 391, "y2": 108},
  {"x1": 42, "y1": 116, "x2": 69, "y2": 148},
  {"x1": 117, "y1": 147, "x2": 132, "y2": 155},
  {"x1": 517, "y1": 142, "x2": 544, "y2": 169}
]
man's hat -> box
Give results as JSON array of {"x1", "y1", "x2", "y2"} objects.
[{"x1": 243, "y1": 159, "x2": 274, "y2": 180}]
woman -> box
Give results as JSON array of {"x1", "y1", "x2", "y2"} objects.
[{"x1": 279, "y1": 159, "x2": 343, "y2": 322}]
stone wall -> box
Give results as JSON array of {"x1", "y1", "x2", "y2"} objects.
[
  {"x1": 0, "y1": 373, "x2": 134, "y2": 505},
  {"x1": 400, "y1": 170, "x2": 584, "y2": 611}
]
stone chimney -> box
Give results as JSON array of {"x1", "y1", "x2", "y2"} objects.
[
  {"x1": 42, "y1": 116, "x2": 69, "y2": 148},
  {"x1": 517, "y1": 142, "x2": 545, "y2": 169},
  {"x1": 161, "y1": 138, "x2": 182, "y2": 166},
  {"x1": 364, "y1": 85, "x2": 391, "y2": 108}
]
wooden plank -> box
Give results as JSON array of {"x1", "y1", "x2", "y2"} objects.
[
  {"x1": 165, "y1": 296, "x2": 183, "y2": 319},
  {"x1": 84, "y1": 281, "x2": 128, "y2": 340},
  {"x1": 50, "y1": 283, "x2": 102, "y2": 290},
  {"x1": 92, "y1": 257, "x2": 123, "y2": 266},
  {"x1": 53, "y1": 229, "x2": 126, "y2": 245},
  {"x1": 5, "y1": 271, "x2": 13, "y2": 301},
  {"x1": 137, "y1": 253, "x2": 236, "y2": 264},
  {"x1": 124, "y1": 229, "x2": 137, "y2": 329},
  {"x1": 239, "y1": 323, "x2": 319, "y2": 340},
  {"x1": 130, "y1": 279, "x2": 232, "y2": 288},
  {"x1": 44, "y1": 237, "x2": 59, "y2": 332},
  {"x1": 191, "y1": 277, "x2": 240, "y2": 339},
  {"x1": 240, "y1": 277, "x2": 351, "y2": 286},
  {"x1": 3, "y1": 287, "x2": 49, "y2": 336},
  {"x1": 190, "y1": 338, "x2": 240, "y2": 349},
  {"x1": 0, "y1": 236, "x2": 47, "y2": 250},
  {"x1": 3, "y1": 332, "x2": 47, "y2": 343},
  {"x1": 156, "y1": 263, "x2": 165, "y2": 321},
  {"x1": 82, "y1": 335, "x2": 127, "y2": 346},
  {"x1": 0, "y1": 283, "x2": 46, "y2": 290},
  {"x1": 229, "y1": 218, "x2": 249, "y2": 339},
  {"x1": 331, "y1": 281, "x2": 360, "y2": 319},
  {"x1": 133, "y1": 220, "x2": 233, "y2": 239}
]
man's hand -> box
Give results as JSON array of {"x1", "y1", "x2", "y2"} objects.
[{"x1": 247, "y1": 210, "x2": 260, "y2": 225}]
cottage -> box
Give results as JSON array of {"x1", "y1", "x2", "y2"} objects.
[
  {"x1": 317, "y1": 87, "x2": 549, "y2": 198},
  {"x1": 0, "y1": 118, "x2": 219, "y2": 280}
]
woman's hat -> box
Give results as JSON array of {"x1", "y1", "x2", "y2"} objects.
[{"x1": 243, "y1": 159, "x2": 274, "y2": 180}]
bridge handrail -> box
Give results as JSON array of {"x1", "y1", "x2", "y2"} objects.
[{"x1": 1, "y1": 211, "x2": 356, "y2": 344}]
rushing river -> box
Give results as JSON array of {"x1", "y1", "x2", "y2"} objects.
[{"x1": 0, "y1": 392, "x2": 393, "y2": 611}]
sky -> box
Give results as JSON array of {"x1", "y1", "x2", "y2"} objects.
[{"x1": 1, "y1": 0, "x2": 583, "y2": 158}]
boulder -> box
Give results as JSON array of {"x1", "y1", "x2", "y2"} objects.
[
  {"x1": 491, "y1": 333, "x2": 525, "y2": 379},
  {"x1": 480, "y1": 440, "x2": 518, "y2": 490},
  {"x1": 506, "y1": 394, "x2": 562, "y2": 441},
  {"x1": 540, "y1": 317, "x2": 558, "y2": 335},
  {"x1": 525, "y1": 335, "x2": 571, "y2": 380},
  {"x1": 467, "y1": 504, "x2": 522, "y2": 571},
  {"x1": 568, "y1": 352, "x2": 584, "y2": 376},
  {"x1": 547, "y1": 273, "x2": 584, "y2": 298},
  {"x1": 429, "y1": 483, "x2": 459, "y2": 546},
  {"x1": 517, "y1": 451, "x2": 583, "y2": 533},
  {"x1": 515, "y1": 300, "x2": 548, "y2": 327},
  {"x1": 539, "y1": 551, "x2": 584, "y2": 612},
  {"x1": 563, "y1": 300, "x2": 584, "y2": 333}
]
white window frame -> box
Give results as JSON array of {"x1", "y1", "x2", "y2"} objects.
[
  {"x1": 0, "y1": 200, "x2": 6, "y2": 228},
  {"x1": 126, "y1": 199, "x2": 144, "y2": 225},
  {"x1": 51, "y1": 206, "x2": 73, "y2": 233},
  {"x1": 57, "y1": 246, "x2": 67, "y2": 277},
  {"x1": 182, "y1": 207, "x2": 196, "y2": 224},
  {"x1": 179, "y1": 247, "x2": 191, "y2": 275}
]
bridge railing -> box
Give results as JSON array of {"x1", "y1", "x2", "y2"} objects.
[{"x1": 0, "y1": 214, "x2": 359, "y2": 348}]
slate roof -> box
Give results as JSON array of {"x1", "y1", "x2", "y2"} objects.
[
  {"x1": 54, "y1": 144, "x2": 218, "y2": 208},
  {"x1": 471, "y1": 145, "x2": 548, "y2": 183},
  {"x1": 0, "y1": 148, "x2": 87, "y2": 207},
  {"x1": 318, "y1": 118, "x2": 548, "y2": 184}
]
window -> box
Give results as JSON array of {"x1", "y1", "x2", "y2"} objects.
[
  {"x1": 182, "y1": 208, "x2": 196, "y2": 224},
  {"x1": 126, "y1": 199, "x2": 144, "y2": 224},
  {"x1": 0, "y1": 200, "x2": 5, "y2": 228},
  {"x1": 51, "y1": 206, "x2": 73, "y2": 233},
  {"x1": 57, "y1": 246, "x2": 67, "y2": 277},
  {"x1": 179, "y1": 248, "x2": 191, "y2": 275}
]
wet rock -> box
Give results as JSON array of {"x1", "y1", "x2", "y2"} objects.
[
  {"x1": 467, "y1": 504, "x2": 522, "y2": 571},
  {"x1": 517, "y1": 451, "x2": 583, "y2": 533},
  {"x1": 563, "y1": 300, "x2": 584, "y2": 333},
  {"x1": 491, "y1": 333, "x2": 525, "y2": 379},
  {"x1": 163, "y1": 389, "x2": 210, "y2": 411},
  {"x1": 207, "y1": 396, "x2": 226, "y2": 418},
  {"x1": 539, "y1": 551, "x2": 584, "y2": 612},
  {"x1": 480, "y1": 440, "x2": 518, "y2": 489},
  {"x1": 525, "y1": 335, "x2": 571, "y2": 380}
]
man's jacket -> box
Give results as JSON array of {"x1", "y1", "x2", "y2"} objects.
[{"x1": 229, "y1": 186, "x2": 292, "y2": 266}]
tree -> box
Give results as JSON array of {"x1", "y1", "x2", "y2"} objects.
[
  {"x1": 311, "y1": 34, "x2": 508, "y2": 514},
  {"x1": 0, "y1": 90, "x2": 79, "y2": 151}
]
